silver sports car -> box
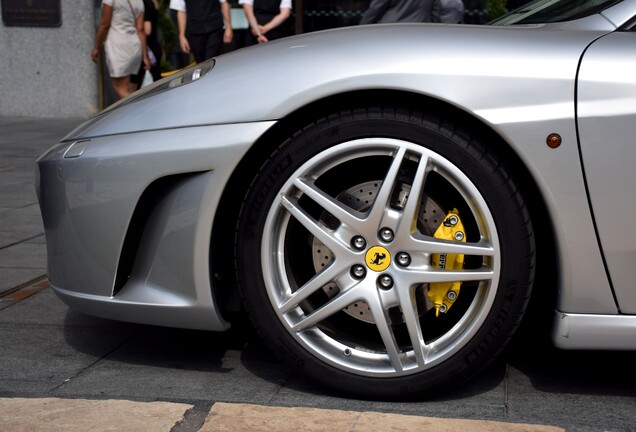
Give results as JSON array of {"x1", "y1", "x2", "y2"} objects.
[{"x1": 36, "y1": 0, "x2": 636, "y2": 398}]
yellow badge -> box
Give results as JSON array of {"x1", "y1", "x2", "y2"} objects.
[{"x1": 366, "y1": 246, "x2": 391, "y2": 272}]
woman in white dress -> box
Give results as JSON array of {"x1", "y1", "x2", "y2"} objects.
[{"x1": 92, "y1": 0, "x2": 151, "y2": 100}]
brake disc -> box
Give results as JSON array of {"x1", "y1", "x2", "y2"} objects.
[{"x1": 312, "y1": 181, "x2": 444, "y2": 324}]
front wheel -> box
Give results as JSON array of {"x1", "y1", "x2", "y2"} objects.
[{"x1": 236, "y1": 107, "x2": 534, "y2": 398}]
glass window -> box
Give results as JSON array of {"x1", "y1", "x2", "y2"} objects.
[{"x1": 491, "y1": 0, "x2": 622, "y2": 25}]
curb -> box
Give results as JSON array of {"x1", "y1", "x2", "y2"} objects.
[{"x1": 0, "y1": 399, "x2": 565, "y2": 432}]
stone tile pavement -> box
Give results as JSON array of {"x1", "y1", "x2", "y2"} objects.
[
  {"x1": 0, "y1": 399, "x2": 565, "y2": 432},
  {"x1": 0, "y1": 117, "x2": 84, "y2": 296}
]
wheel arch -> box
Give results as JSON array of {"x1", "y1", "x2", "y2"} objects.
[{"x1": 210, "y1": 89, "x2": 558, "y2": 327}]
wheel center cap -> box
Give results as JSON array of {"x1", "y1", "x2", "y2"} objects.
[{"x1": 365, "y1": 246, "x2": 391, "y2": 272}]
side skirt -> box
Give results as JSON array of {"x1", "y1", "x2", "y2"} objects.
[{"x1": 553, "y1": 311, "x2": 636, "y2": 350}]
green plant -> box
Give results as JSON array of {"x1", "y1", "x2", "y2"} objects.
[
  {"x1": 157, "y1": 0, "x2": 176, "y2": 72},
  {"x1": 487, "y1": 0, "x2": 508, "y2": 20}
]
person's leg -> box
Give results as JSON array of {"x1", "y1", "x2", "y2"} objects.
[
  {"x1": 187, "y1": 33, "x2": 206, "y2": 63},
  {"x1": 131, "y1": 64, "x2": 145, "y2": 91},
  {"x1": 244, "y1": 31, "x2": 257, "y2": 47},
  {"x1": 203, "y1": 29, "x2": 224, "y2": 60},
  {"x1": 128, "y1": 79, "x2": 138, "y2": 94},
  {"x1": 111, "y1": 76, "x2": 131, "y2": 100}
]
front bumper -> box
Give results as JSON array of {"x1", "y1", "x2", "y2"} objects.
[{"x1": 36, "y1": 121, "x2": 274, "y2": 330}]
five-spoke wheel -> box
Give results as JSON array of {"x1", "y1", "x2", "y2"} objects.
[{"x1": 236, "y1": 107, "x2": 534, "y2": 398}]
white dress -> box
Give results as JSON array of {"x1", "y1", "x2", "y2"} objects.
[{"x1": 103, "y1": 0, "x2": 144, "y2": 78}]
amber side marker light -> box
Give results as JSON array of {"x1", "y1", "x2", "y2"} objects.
[{"x1": 547, "y1": 133, "x2": 562, "y2": 148}]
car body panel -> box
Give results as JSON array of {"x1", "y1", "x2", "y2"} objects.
[
  {"x1": 37, "y1": 122, "x2": 274, "y2": 330},
  {"x1": 553, "y1": 311, "x2": 636, "y2": 349},
  {"x1": 71, "y1": 24, "x2": 618, "y2": 313},
  {"x1": 65, "y1": 23, "x2": 615, "y2": 138},
  {"x1": 35, "y1": 0, "x2": 636, "y2": 346},
  {"x1": 577, "y1": 30, "x2": 636, "y2": 313}
]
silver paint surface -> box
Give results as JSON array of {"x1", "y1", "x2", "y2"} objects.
[{"x1": 36, "y1": 0, "x2": 636, "y2": 346}]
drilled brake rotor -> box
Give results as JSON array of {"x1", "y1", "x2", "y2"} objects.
[{"x1": 311, "y1": 181, "x2": 444, "y2": 323}]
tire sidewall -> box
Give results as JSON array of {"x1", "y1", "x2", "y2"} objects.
[{"x1": 236, "y1": 112, "x2": 534, "y2": 398}]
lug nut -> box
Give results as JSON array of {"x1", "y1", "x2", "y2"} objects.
[
  {"x1": 454, "y1": 231, "x2": 465, "y2": 241},
  {"x1": 351, "y1": 235, "x2": 367, "y2": 250},
  {"x1": 351, "y1": 265, "x2": 366, "y2": 279},
  {"x1": 379, "y1": 228, "x2": 394, "y2": 242},
  {"x1": 378, "y1": 274, "x2": 394, "y2": 289},
  {"x1": 396, "y1": 252, "x2": 411, "y2": 267},
  {"x1": 344, "y1": 348, "x2": 352, "y2": 357}
]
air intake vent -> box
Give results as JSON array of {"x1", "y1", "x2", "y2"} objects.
[{"x1": 113, "y1": 176, "x2": 184, "y2": 295}]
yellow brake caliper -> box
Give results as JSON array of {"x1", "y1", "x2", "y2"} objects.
[{"x1": 428, "y1": 209, "x2": 466, "y2": 317}]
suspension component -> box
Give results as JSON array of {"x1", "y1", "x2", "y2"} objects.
[{"x1": 428, "y1": 209, "x2": 466, "y2": 317}]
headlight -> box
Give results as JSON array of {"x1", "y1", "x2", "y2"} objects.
[
  {"x1": 165, "y1": 59, "x2": 215, "y2": 89},
  {"x1": 100, "y1": 59, "x2": 216, "y2": 114}
]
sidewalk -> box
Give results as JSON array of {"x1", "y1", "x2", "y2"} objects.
[
  {"x1": 0, "y1": 399, "x2": 564, "y2": 432},
  {"x1": 0, "y1": 116, "x2": 85, "y2": 296}
]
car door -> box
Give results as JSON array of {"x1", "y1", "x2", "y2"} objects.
[{"x1": 577, "y1": 26, "x2": 636, "y2": 313}]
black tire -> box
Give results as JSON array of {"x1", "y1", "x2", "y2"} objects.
[{"x1": 235, "y1": 106, "x2": 535, "y2": 399}]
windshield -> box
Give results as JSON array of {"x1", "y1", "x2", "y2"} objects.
[{"x1": 491, "y1": 0, "x2": 622, "y2": 24}]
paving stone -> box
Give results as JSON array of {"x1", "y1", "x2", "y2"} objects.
[
  {"x1": 505, "y1": 363, "x2": 636, "y2": 432},
  {"x1": 201, "y1": 402, "x2": 565, "y2": 432},
  {"x1": 53, "y1": 333, "x2": 287, "y2": 403},
  {"x1": 0, "y1": 398, "x2": 192, "y2": 432},
  {"x1": 268, "y1": 360, "x2": 507, "y2": 420},
  {"x1": 0, "y1": 204, "x2": 44, "y2": 235},
  {"x1": 0, "y1": 231, "x2": 42, "y2": 249},
  {"x1": 0, "y1": 117, "x2": 81, "y2": 293},
  {"x1": 0, "y1": 242, "x2": 47, "y2": 269},
  {"x1": 0, "y1": 268, "x2": 46, "y2": 295}
]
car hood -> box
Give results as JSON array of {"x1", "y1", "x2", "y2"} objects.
[{"x1": 64, "y1": 20, "x2": 616, "y2": 140}]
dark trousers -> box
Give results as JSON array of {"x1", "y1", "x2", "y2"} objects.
[{"x1": 188, "y1": 29, "x2": 224, "y2": 63}]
